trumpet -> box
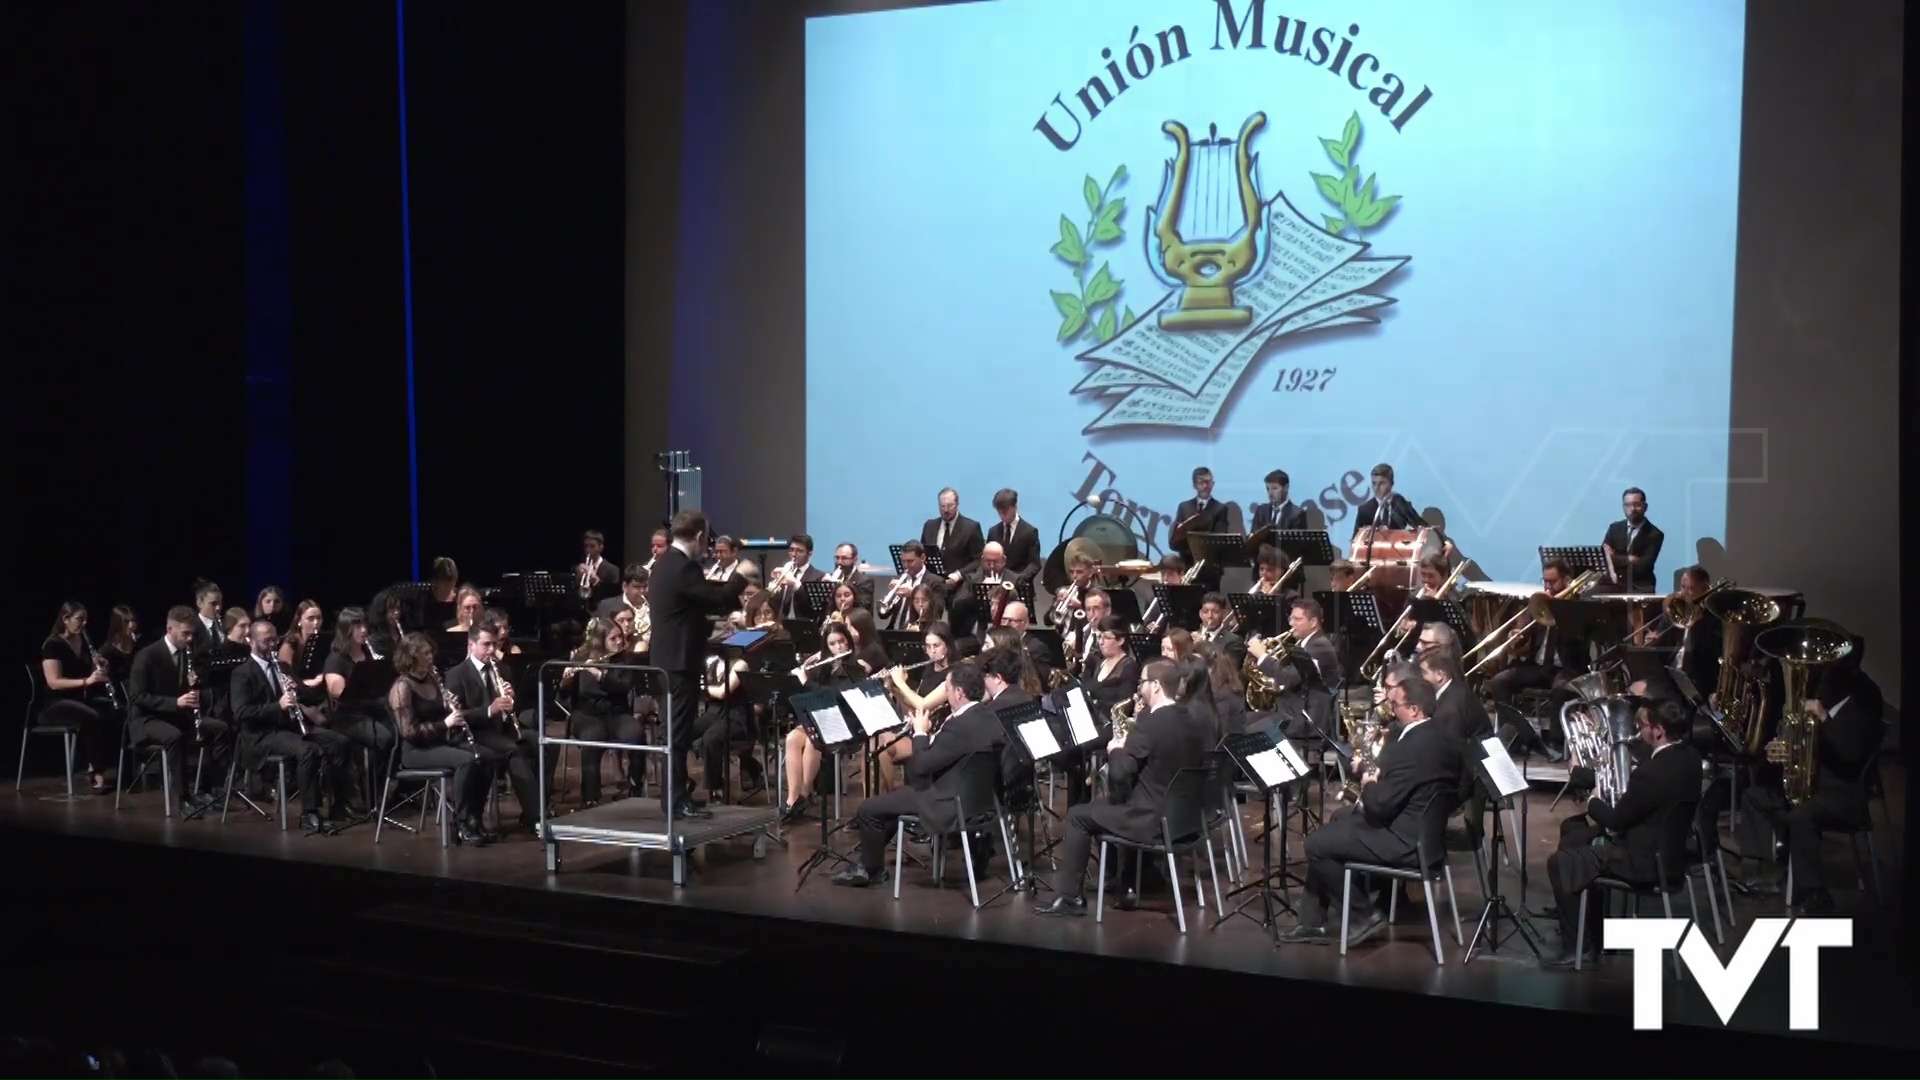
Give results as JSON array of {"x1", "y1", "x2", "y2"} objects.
[
  {"x1": 578, "y1": 556, "x2": 600, "y2": 599},
  {"x1": 768, "y1": 562, "x2": 804, "y2": 593},
  {"x1": 1049, "y1": 581, "x2": 1087, "y2": 628},
  {"x1": 1462, "y1": 568, "x2": 1601, "y2": 677}
]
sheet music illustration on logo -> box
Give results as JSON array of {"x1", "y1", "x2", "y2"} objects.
[{"x1": 1064, "y1": 110, "x2": 1409, "y2": 435}]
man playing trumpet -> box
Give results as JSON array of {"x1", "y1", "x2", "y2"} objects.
[{"x1": 1047, "y1": 552, "x2": 1100, "y2": 630}]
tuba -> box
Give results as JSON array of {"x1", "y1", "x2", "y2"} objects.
[
  {"x1": 1560, "y1": 694, "x2": 1638, "y2": 805},
  {"x1": 1703, "y1": 588, "x2": 1781, "y2": 754},
  {"x1": 1754, "y1": 622, "x2": 1853, "y2": 806}
]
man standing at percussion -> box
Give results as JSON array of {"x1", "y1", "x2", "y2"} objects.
[
  {"x1": 649, "y1": 510, "x2": 749, "y2": 819},
  {"x1": 1172, "y1": 467, "x2": 1230, "y2": 592},
  {"x1": 1601, "y1": 487, "x2": 1664, "y2": 593}
]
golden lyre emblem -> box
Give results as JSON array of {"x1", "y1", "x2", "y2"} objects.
[{"x1": 1145, "y1": 113, "x2": 1268, "y2": 331}]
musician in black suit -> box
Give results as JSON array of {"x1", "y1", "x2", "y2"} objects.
[
  {"x1": 1421, "y1": 650, "x2": 1488, "y2": 743},
  {"x1": 594, "y1": 565, "x2": 650, "y2": 623},
  {"x1": 649, "y1": 509, "x2": 751, "y2": 818},
  {"x1": 189, "y1": 581, "x2": 225, "y2": 653},
  {"x1": 823, "y1": 542, "x2": 876, "y2": 612},
  {"x1": 441, "y1": 624, "x2": 548, "y2": 834},
  {"x1": 1544, "y1": 698, "x2": 1702, "y2": 966},
  {"x1": 1736, "y1": 657, "x2": 1884, "y2": 912},
  {"x1": 1247, "y1": 598, "x2": 1342, "y2": 742},
  {"x1": 1171, "y1": 467, "x2": 1231, "y2": 592},
  {"x1": 1670, "y1": 566, "x2": 1722, "y2": 694},
  {"x1": 1035, "y1": 658, "x2": 1209, "y2": 915},
  {"x1": 229, "y1": 620, "x2": 355, "y2": 832},
  {"x1": 1280, "y1": 677, "x2": 1465, "y2": 944},
  {"x1": 766, "y1": 534, "x2": 826, "y2": 622},
  {"x1": 985, "y1": 488, "x2": 1042, "y2": 583},
  {"x1": 924, "y1": 487, "x2": 987, "y2": 592},
  {"x1": 1601, "y1": 488, "x2": 1664, "y2": 593},
  {"x1": 1350, "y1": 463, "x2": 1429, "y2": 537},
  {"x1": 572, "y1": 530, "x2": 619, "y2": 608},
  {"x1": 952, "y1": 542, "x2": 1020, "y2": 640},
  {"x1": 1484, "y1": 559, "x2": 1589, "y2": 705},
  {"x1": 1248, "y1": 469, "x2": 1310, "y2": 533},
  {"x1": 126, "y1": 607, "x2": 220, "y2": 814},
  {"x1": 1193, "y1": 593, "x2": 1246, "y2": 669},
  {"x1": 834, "y1": 661, "x2": 1005, "y2": 887}
]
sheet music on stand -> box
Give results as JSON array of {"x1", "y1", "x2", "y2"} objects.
[
  {"x1": 1539, "y1": 545, "x2": 1608, "y2": 578},
  {"x1": 992, "y1": 697, "x2": 1054, "y2": 762},
  {"x1": 789, "y1": 687, "x2": 858, "y2": 751},
  {"x1": 1189, "y1": 532, "x2": 1250, "y2": 572},
  {"x1": 799, "y1": 580, "x2": 837, "y2": 621},
  {"x1": 1479, "y1": 736, "x2": 1530, "y2": 798},
  {"x1": 1227, "y1": 593, "x2": 1283, "y2": 638},
  {"x1": 838, "y1": 679, "x2": 904, "y2": 737},
  {"x1": 1055, "y1": 683, "x2": 1103, "y2": 747}
]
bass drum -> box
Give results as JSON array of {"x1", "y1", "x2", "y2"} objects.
[{"x1": 1040, "y1": 513, "x2": 1143, "y2": 594}]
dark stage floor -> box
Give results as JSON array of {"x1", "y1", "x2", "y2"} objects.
[{"x1": 6, "y1": 752, "x2": 1913, "y2": 1070}]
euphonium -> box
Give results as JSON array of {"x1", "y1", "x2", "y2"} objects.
[
  {"x1": 1560, "y1": 695, "x2": 1638, "y2": 805},
  {"x1": 1755, "y1": 622, "x2": 1852, "y2": 806},
  {"x1": 1704, "y1": 588, "x2": 1781, "y2": 754}
]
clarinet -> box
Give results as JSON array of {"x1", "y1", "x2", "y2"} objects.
[
  {"x1": 488, "y1": 659, "x2": 516, "y2": 737},
  {"x1": 282, "y1": 663, "x2": 310, "y2": 736},
  {"x1": 82, "y1": 630, "x2": 123, "y2": 712},
  {"x1": 184, "y1": 651, "x2": 202, "y2": 732},
  {"x1": 433, "y1": 663, "x2": 473, "y2": 745}
]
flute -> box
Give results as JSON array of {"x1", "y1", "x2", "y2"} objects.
[{"x1": 792, "y1": 650, "x2": 851, "y2": 678}]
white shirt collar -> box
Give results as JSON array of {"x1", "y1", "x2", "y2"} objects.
[
  {"x1": 255, "y1": 653, "x2": 279, "y2": 677},
  {"x1": 1831, "y1": 696, "x2": 1851, "y2": 717},
  {"x1": 1651, "y1": 740, "x2": 1674, "y2": 757},
  {"x1": 1437, "y1": 678, "x2": 1452, "y2": 699},
  {"x1": 469, "y1": 655, "x2": 488, "y2": 675},
  {"x1": 200, "y1": 614, "x2": 218, "y2": 630},
  {"x1": 166, "y1": 639, "x2": 183, "y2": 659},
  {"x1": 671, "y1": 538, "x2": 700, "y2": 559}
]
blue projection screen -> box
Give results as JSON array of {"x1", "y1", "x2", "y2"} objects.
[{"x1": 805, "y1": 0, "x2": 1745, "y2": 581}]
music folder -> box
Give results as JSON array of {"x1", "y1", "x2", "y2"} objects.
[{"x1": 789, "y1": 686, "x2": 860, "y2": 752}]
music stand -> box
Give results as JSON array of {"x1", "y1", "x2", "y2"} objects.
[
  {"x1": 1227, "y1": 593, "x2": 1283, "y2": 638},
  {"x1": 1315, "y1": 589, "x2": 1383, "y2": 686},
  {"x1": 887, "y1": 544, "x2": 937, "y2": 577},
  {"x1": 1102, "y1": 588, "x2": 1143, "y2": 625},
  {"x1": 781, "y1": 620, "x2": 824, "y2": 658},
  {"x1": 1028, "y1": 628, "x2": 1066, "y2": 669},
  {"x1": 1215, "y1": 726, "x2": 1309, "y2": 939},
  {"x1": 1540, "y1": 545, "x2": 1608, "y2": 582},
  {"x1": 789, "y1": 686, "x2": 867, "y2": 888},
  {"x1": 1544, "y1": 596, "x2": 1607, "y2": 651},
  {"x1": 799, "y1": 580, "x2": 837, "y2": 622},
  {"x1": 1464, "y1": 736, "x2": 1547, "y2": 962},
  {"x1": 986, "y1": 696, "x2": 1071, "y2": 902},
  {"x1": 1188, "y1": 532, "x2": 1249, "y2": 578},
  {"x1": 1273, "y1": 529, "x2": 1338, "y2": 570},
  {"x1": 1150, "y1": 583, "x2": 1204, "y2": 631},
  {"x1": 1123, "y1": 633, "x2": 1160, "y2": 665},
  {"x1": 878, "y1": 631, "x2": 927, "y2": 666}
]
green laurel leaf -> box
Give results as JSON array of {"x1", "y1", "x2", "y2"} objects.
[
  {"x1": 1110, "y1": 163, "x2": 1128, "y2": 186},
  {"x1": 1050, "y1": 215, "x2": 1086, "y2": 266},
  {"x1": 1084, "y1": 175, "x2": 1101, "y2": 215},
  {"x1": 1324, "y1": 214, "x2": 1347, "y2": 234},
  {"x1": 1339, "y1": 167, "x2": 1361, "y2": 216},
  {"x1": 1052, "y1": 290, "x2": 1087, "y2": 341},
  {"x1": 1092, "y1": 198, "x2": 1125, "y2": 242},
  {"x1": 1122, "y1": 305, "x2": 1136, "y2": 328},
  {"x1": 1319, "y1": 136, "x2": 1349, "y2": 169},
  {"x1": 1311, "y1": 172, "x2": 1342, "y2": 206},
  {"x1": 1095, "y1": 305, "x2": 1118, "y2": 342},
  {"x1": 1352, "y1": 194, "x2": 1400, "y2": 228},
  {"x1": 1341, "y1": 111, "x2": 1361, "y2": 158},
  {"x1": 1085, "y1": 263, "x2": 1119, "y2": 305}
]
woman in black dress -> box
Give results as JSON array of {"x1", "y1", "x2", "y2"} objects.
[
  {"x1": 872, "y1": 623, "x2": 957, "y2": 790},
  {"x1": 37, "y1": 602, "x2": 115, "y2": 793},
  {"x1": 780, "y1": 622, "x2": 864, "y2": 821},
  {"x1": 322, "y1": 607, "x2": 396, "y2": 796},
  {"x1": 386, "y1": 632, "x2": 495, "y2": 846},
  {"x1": 565, "y1": 620, "x2": 642, "y2": 807}
]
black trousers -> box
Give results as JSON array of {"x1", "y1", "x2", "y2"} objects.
[
  {"x1": 400, "y1": 741, "x2": 494, "y2": 821},
  {"x1": 855, "y1": 788, "x2": 925, "y2": 874},
  {"x1": 131, "y1": 717, "x2": 231, "y2": 803},
  {"x1": 696, "y1": 700, "x2": 759, "y2": 796},
  {"x1": 572, "y1": 711, "x2": 642, "y2": 804},
  {"x1": 251, "y1": 728, "x2": 352, "y2": 815},
  {"x1": 41, "y1": 698, "x2": 112, "y2": 773},
  {"x1": 664, "y1": 669, "x2": 701, "y2": 807},
  {"x1": 1050, "y1": 803, "x2": 1140, "y2": 897},
  {"x1": 1296, "y1": 808, "x2": 1410, "y2": 927},
  {"x1": 1736, "y1": 784, "x2": 1865, "y2": 899},
  {"x1": 332, "y1": 710, "x2": 396, "y2": 804},
  {"x1": 1547, "y1": 835, "x2": 1629, "y2": 948},
  {"x1": 473, "y1": 726, "x2": 548, "y2": 825}
]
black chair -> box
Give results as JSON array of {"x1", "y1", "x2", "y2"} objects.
[
  {"x1": 1576, "y1": 801, "x2": 1703, "y2": 976},
  {"x1": 218, "y1": 738, "x2": 292, "y2": 832},
  {"x1": 1197, "y1": 750, "x2": 1245, "y2": 888},
  {"x1": 114, "y1": 713, "x2": 180, "y2": 818},
  {"x1": 890, "y1": 750, "x2": 1018, "y2": 909},
  {"x1": 1094, "y1": 766, "x2": 1219, "y2": 933},
  {"x1": 373, "y1": 737, "x2": 454, "y2": 848},
  {"x1": 1786, "y1": 747, "x2": 1888, "y2": 905},
  {"x1": 1339, "y1": 791, "x2": 1464, "y2": 963},
  {"x1": 16, "y1": 664, "x2": 82, "y2": 799}
]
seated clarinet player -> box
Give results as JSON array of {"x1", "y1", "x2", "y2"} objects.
[
  {"x1": 1280, "y1": 677, "x2": 1463, "y2": 945},
  {"x1": 1034, "y1": 659, "x2": 1208, "y2": 917},
  {"x1": 833, "y1": 659, "x2": 1005, "y2": 888},
  {"x1": 387, "y1": 632, "x2": 495, "y2": 846},
  {"x1": 1736, "y1": 651, "x2": 1884, "y2": 913},
  {"x1": 39, "y1": 602, "x2": 116, "y2": 795},
  {"x1": 442, "y1": 623, "x2": 547, "y2": 835},
  {"x1": 229, "y1": 619, "x2": 357, "y2": 833},
  {"x1": 1543, "y1": 698, "x2": 1701, "y2": 967},
  {"x1": 127, "y1": 607, "x2": 223, "y2": 814}
]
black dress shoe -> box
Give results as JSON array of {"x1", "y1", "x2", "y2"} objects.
[
  {"x1": 671, "y1": 801, "x2": 713, "y2": 820},
  {"x1": 1115, "y1": 889, "x2": 1140, "y2": 912},
  {"x1": 300, "y1": 811, "x2": 325, "y2": 834},
  {"x1": 1034, "y1": 896, "x2": 1087, "y2": 917},
  {"x1": 1346, "y1": 910, "x2": 1387, "y2": 943},
  {"x1": 457, "y1": 824, "x2": 491, "y2": 846},
  {"x1": 1279, "y1": 924, "x2": 1333, "y2": 945}
]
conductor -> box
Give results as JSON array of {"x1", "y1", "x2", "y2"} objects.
[{"x1": 648, "y1": 510, "x2": 749, "y2": 819}]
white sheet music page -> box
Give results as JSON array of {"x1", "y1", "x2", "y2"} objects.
[
  {"x1": 810, "y1": 705, "x2": 853, "y2": 746},
  {"x1": 1246, "y1": 747, "x2": 1299, "y2": 788},
  {"x1": 839, "y1": 684, "x2": 901, "y2": 737},
  {"x1": 1480, "y1": 736, "x2": 1529, "y2": 797},
  {"x1": 1018, "y1": 718, "x2": 1062, "y2": 760},
  {"x1": 1275, "y1": 740, "x2": 1310, "y2": 776},
  {"x1": 1063, "y1": 686, "x2": 1099, "y2": 746}
]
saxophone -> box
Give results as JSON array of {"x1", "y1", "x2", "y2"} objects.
[{"x1": 1338, "y1": 708, "x2": 1389, "y2": 802}]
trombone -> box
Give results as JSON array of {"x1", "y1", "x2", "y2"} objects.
[
  {"x1": 1463, "y1": 568, "x2": 1600, "y2": 677},
  {"x1": 1357, "y1": 559, "x2": 1472, "y2": 680},
  {"x1": 1224, "y1": 556, "x2": 1303, "y2": 634},
  {"x1": 1631, "y1": 578, "x2": 1731, "y2": 644}
]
